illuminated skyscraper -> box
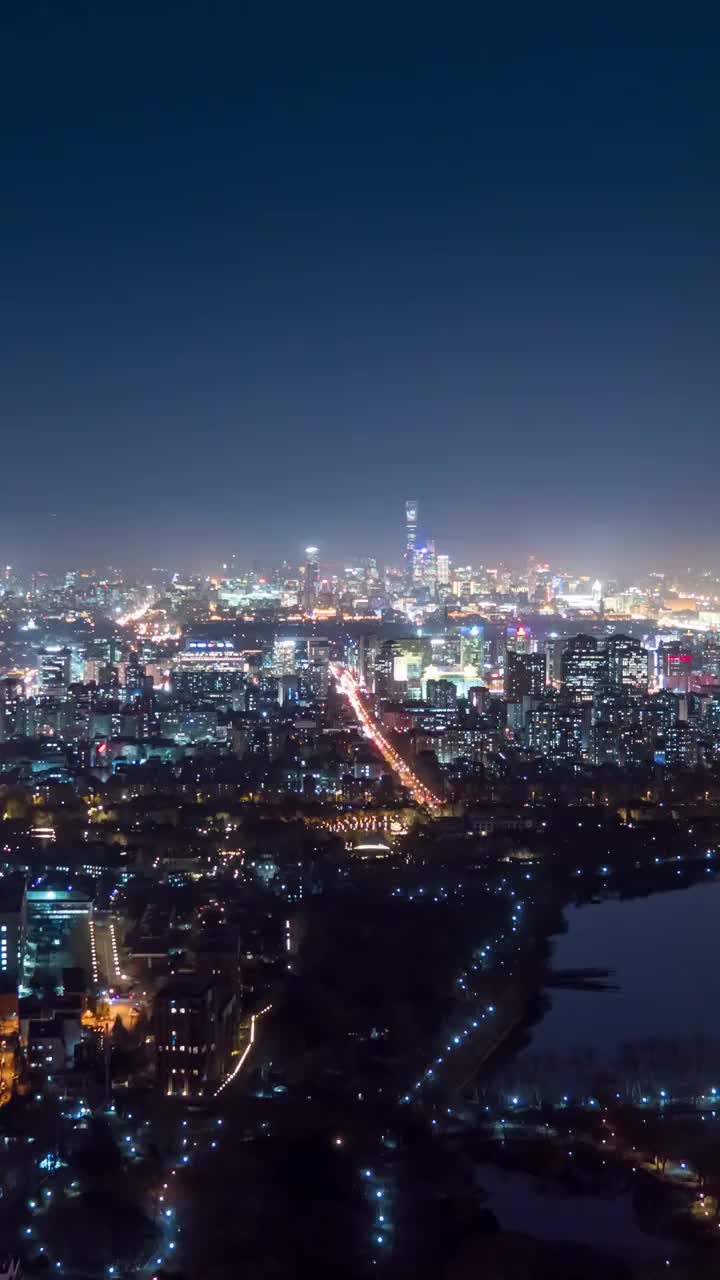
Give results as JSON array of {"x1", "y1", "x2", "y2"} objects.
[
  {"x1": 561, "y1": 634, "x2": 606, "y2": 700},
  {"x1": 300, "y1": 546, "x2": 319, "y2": 612},
  {"x1": 504, "y1": 651, "x2": 546, "y2": 700},
  {"x1": 426, "y1": 678, "x2": 457, "y2": 707},
  {"x1": 404, "y1": 500, "x2": 418, "y2": 581},
  {"x1": 460, "y1": 628, "x2": 484, "y2": 677},
  {"x1": 605, "y1": 634, "x2": 649, "y2": 690},
  {"x1": 272, "y1": 638, "x2": 297, "y2": 676},
  {"x1": 38, "y1": 647, "x2": 72, "y2": 694},
  {"x1": 505, "y1": 625, "x2": 533, "y2": 656},
  {"x1": 414, "y1": 540, "x2": 437, "y2": 593},
  {"x1": 659, "y1": 640, "x2": 693, "y2": 693}
]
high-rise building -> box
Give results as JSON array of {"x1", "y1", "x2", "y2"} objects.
[
  {"x1": 527, "y1": 558, "x2": 551, "y2": 603},
  {"x1": 278, "y1": 674, "x2": 301, "y2": 705},
  {"x1": 38, "y1": 648, "x2": 72, "y2": 694},
  {"x1": 172, "y1": 668, "x2": 244, "y2": 703},
  {"x1": 605, "y1": 634, "x2": 649, "y2": 690},
  {"x1": 0, "y1": 677, "x2": 25, "y2": 743},
  {"x1": 561, "y1": 635, "x2": 606, "y2": 701},
  {"x1": 363, "y1": 557, "x2": 379, "y2": 588},
  {"x1": 122, "y1": 651, "x2": 151, "y2": 702},
  {"x1": 304, "y1": 636, "x2": 330, "y2": 702},
  {"x1": 659, "y1": 641, "x2": 693, "y2": 693},
  {"x1": 468, "y1": 685, "x2": 489, "y2": 712},
  {"x1": 590, "y1": 721, "x2": 623, "y2": 766},
  {"x1": 300, "y1": 546, "x2": 319, "y2": 612},
  {"x1": 460, "y1": 628, "x2": 484, "y2": 678},
  {"x1": 172, "y1": 640, "x2": 249, "y2": 692},
  {"x1": 307, "y1": 636, "x2": 329, "y2": 666},
  {"x1": 405, "y1": 500, "x2": 419, "y2": 581},
  {"x1": 425, "y1": 678, "x2": 457, "y2": 707},
  {"x1": 505, "y1": 625, "x2": 533, "y2": 656},
  {"x1": 545, "y1": 635, "x2": 566, "y2": 687},
  {"x1": 655, "y1": 723, "x2": 697, "y2": 767},
  {"x1": 504, "y1": 651, "x2": 546, "y2": 701},
  {"x1": 0, "y1": 875, "x2": 26, "y2": 985},
  {"x1": 436, "y1": 554, "x2": 450, "y2": 587},
  {"x1": 271, "y1": 638, "x2": 297, "y2": 676},
  {"x1": 154, "y1": 975, "x2": 237, "y2": 1099},
  {"x1": 413, "y1": 541, "x2": 437, "y2": 594},
  {"x1": 527, "y1": 698, "x2": 587, "y2": 762}
]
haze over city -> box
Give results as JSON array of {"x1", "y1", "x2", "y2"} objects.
[{"x1": 1, "y1": 3, "x2": 719, "y2": 571}]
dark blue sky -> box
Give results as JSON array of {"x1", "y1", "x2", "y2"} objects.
[{"x1": 1, "y1": 2, "x2": 718, "y2": 574}]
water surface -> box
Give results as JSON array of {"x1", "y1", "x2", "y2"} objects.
[
  {"x1": 532, "y1": 879, "x2": 720, "y2": 1054},
  {"x1": 475, "y1": 1162, "x2": 671, "y2": 1259}
]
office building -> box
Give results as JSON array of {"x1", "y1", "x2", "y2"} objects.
[
  {"x1": 459, "y1": 628, "x2": 484, "y2": 678},
  {"x1": 0, "y1": 677, "x2": 25, "y2": 743},
  {"x1": 300, "y1": 546, "x2": 319, "y2": 612},
  {"x1": 527, "y1": 699, "x2": 587, "y2": 763},
  {"x1": 278, "y1": 674, "x2": 301, "y2": 705},
  {"x1": 38, "y1": 648, "x2": 72, "y2": 694},
  {"x1": 605, "y1": 634, "x2": 649, "y2": 690},
  {"x1": 173, "y1": 667, "x2": 244, "y2": 702},
  {"x1": 504, "y1": 651, "x2": 546, "y2": 701},
  {"x1": 660, "y1": 641, "x2": 693, "y2": 693},
  {"x1": 655, "y1": 724, "x2": 697, "y2": 767},
  {"x1": 26, "y1": 887, "x2": 92, "y2": 925},
  {"x1": 590, "y1": 721, "x2": 623, "y2": 767},
  {"x1": 412, "y1": 541, "x2": 437, "y2": 594},
  {"x1": 505, "y1": 625, "x2": 533, "y2": 656},
  {"x1": 468, "y1": 685, "x2": 490, "y2": 712},
  {"x1": 155, "y1": 975, "x2": 237, "y2": 1099},
  {"x1": 405, "y1": 500, "x2": 419, "y2": 581},
  {"x1": 545, "y1": 636, "x2": 566, "y2": 687},
  {"x1": 561, "y1": 634, "x2": 606, "y2": 700},
  {"x1": 122, "y1": 651, "x2": 151, "y2": 702},
  {"x1": 425, "y1": 678, "x2": 457, "y2": 707},
  {"x1": 307, "y1": 636, "x2": 330, "y2": 668},
  {"x1": 173, "y1": 640, "x2": 250, "y2": 682},
  {"x1": 0, "y1": 876, "x2": 26, "y2": 985},
  {"x1": 272, "y1": 638, "x2": 297, "y2": 676}
]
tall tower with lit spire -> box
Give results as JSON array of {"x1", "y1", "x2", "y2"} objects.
[{"x1": 404, "y1": 500, "x2": 418, "y2": 584}]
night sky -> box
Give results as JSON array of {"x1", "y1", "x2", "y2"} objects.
[{"x1": 1, "y1": 2, "x2": 718, "y2": 574}]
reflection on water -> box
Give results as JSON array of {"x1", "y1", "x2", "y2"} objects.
[
  {"x1": 474, "y1": 1162, "x2": 669, "y2": 1259},
  {"x1": 532, "y1": 880, "x2": 720, "y2": 1055},
  {"x1": 475, "y1": 881, "x2": 720, "y2": 1261}
]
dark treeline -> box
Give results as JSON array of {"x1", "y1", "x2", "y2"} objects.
[{"x1": 490, "y1": 1035, "x2": 720, "y2": 1106}]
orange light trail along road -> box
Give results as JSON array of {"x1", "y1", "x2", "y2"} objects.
[
  {"x1": 116, "y1": 599, "x2": 154, "y2": 627},
  {"x1": 214, "y1": 1004, "x2": 272, "y2": 1097},
  {"x1": 331, "y1": 665, "x2": 443, "y2": 811}
]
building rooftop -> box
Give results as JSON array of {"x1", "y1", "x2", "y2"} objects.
[{"x1": 27, "y1": 887, "x2": 92, "y2": 904}]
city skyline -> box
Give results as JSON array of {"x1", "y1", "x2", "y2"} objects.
[
  {"x1": 5, "y1": 492, "x2": 720, "y2": 585},
  {"x1": 5, "y1": 548, "x2": 720, "y2": 587},
  {"x1": 7, "y1": 536, "x2": 720, "y2": 587}
]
